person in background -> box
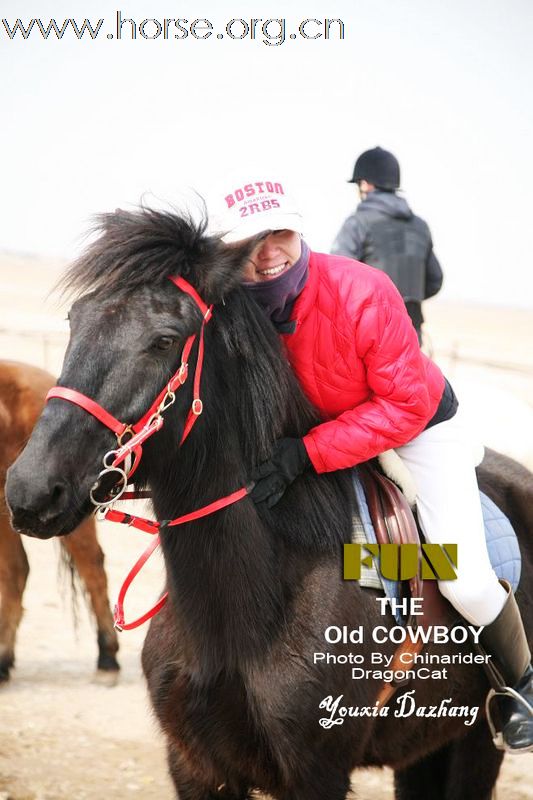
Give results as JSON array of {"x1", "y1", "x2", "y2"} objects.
[{"x1": 332, "y1": 146, "x2": 443, "y2": 342}]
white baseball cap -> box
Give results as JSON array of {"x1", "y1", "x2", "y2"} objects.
[{"x1": 209, "y1": 179, "x2": 304, "y2": 243}]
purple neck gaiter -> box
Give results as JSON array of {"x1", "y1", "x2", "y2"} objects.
[{"x1": 242, "y1": 240, "x2": 310, "y2": 323}]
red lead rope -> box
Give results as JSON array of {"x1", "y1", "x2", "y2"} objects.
[{"x1": 108, "y1": 486, "x2": 249, "y2": 630}]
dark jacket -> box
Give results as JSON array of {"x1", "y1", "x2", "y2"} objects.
[{"x1": 331, "y1": 191, "x2": 443, "y2": 333}]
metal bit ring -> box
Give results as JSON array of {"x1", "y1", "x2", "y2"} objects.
[{"x1": 90, "y1": 465, "x2": 128, "y2": 508}]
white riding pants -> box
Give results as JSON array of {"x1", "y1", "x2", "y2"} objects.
[{"x1": 395, "y1": 407, "x2": 507, "y2": 626}]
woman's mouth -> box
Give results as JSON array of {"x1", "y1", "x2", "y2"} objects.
[{"x1": 257, "y1": 262, "x2": 289, "y2": 278}]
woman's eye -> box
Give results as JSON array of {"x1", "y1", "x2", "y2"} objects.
[{"x1": 155, "y1": 336, "x2": 175, "y2": 351}]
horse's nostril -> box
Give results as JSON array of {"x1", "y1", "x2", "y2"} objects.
[
  {"x1": 6, "y1": 446, "x2": 76, "y2": 536},
  {"x1": 8, "y1": 479, "x2": 70, "y2": 523},
  {"x1": 50, "y1": 483, "x2": 64, "y2": 506},
  {"x1": 41, "y1": 481, "x2": 70, "y2": 520}
]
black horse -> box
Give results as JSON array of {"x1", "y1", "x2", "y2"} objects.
[{"x1": 5, "y1": 209, "x2": 533, "y2": 799}]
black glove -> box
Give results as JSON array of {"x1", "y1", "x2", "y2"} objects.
[{"x1": 250, "y1": 438, "x2": 312, "y2": 508}]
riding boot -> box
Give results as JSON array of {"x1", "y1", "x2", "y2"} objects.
[{"x1": 479, "y1": 580, "x2": 533, "y2": 753}]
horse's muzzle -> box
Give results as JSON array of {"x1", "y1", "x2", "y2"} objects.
[{"x1": 5, "y1": 464, "x2": 83, "y2": 539}]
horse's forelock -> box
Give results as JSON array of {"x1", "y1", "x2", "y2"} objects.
[{"x1": 58, "y1": 207, "x2": 253, "y2": 302}]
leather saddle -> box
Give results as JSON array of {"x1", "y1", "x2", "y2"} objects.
[
  {"x1": 358, "y1": 462, "x2": 452, "y2": 629},
  {"x1": 358, "y1": 462, "x2": 456, "y2": 707}
]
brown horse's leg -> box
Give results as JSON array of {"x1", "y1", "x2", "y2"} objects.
[
  {"x1": 61, "y1": 517, "x2": 120, "y2": 679},
  {"x1": 0, "y1": 512, "x2": 29, "y2": 681},
  {"x1": 394, "y1": 722, "x2": 503, "y2": 800}
]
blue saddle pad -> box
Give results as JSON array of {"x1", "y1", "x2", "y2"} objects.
[
  {"x1": 481, "y1": 491, "x2": 521, "y2": 591},
  {"x1": 351, "y1": 473, "x2": 521, "y2": 623}
]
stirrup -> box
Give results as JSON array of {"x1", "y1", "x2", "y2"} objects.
[{"x1": 485, "y1": 686, "x2": 533, "y2": 753}]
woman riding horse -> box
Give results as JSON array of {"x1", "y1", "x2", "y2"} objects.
[{"x1": 213, "y1": 177, "x2": 533, "y2": 753}]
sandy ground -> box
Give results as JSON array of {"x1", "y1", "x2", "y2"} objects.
[{"x1": 0, "y1": 251, "x2": 532, "y2": 798}]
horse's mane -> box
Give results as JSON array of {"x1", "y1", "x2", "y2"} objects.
[{"x1": 209, "y1": 292, "x2": 354, "y2": 554}]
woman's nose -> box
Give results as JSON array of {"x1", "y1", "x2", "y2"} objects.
[{"x1": 257, "y1": 236, "x2": 278, "y2": 259}]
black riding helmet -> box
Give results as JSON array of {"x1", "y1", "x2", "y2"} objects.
[{"x1": 349, "y1": 146, "x2": 400, "y2": 191}]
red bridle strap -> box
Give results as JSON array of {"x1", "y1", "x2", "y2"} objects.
[
  {"x1": 45, "y1": 275, "x2": 213, "y2": 475},
  {"x1": 46, "y1": 387, "x2": 128, "y2": 437},
  {"x1": 45, "y1": 274, "x2": 233, "y2": 632},
  {"x1": 109, "y1": 486, "x2": 249, "y2": 630},
  {"x1": 169, "y1": 275, "x2": 212, "y2": 322},
  {"x1": 132, "y1": 334, "x2": 195, "y2": 434},
  {"x1": 113, "y1": 535, "x2": 167, "y2": 630},
  {"x1": 180, "y1": 319, "x2": 207, "y2": 444}
]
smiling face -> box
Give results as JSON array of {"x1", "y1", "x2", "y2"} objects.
[{"x1": 241, "y1": 230, "x2": 302, "y2": 282}]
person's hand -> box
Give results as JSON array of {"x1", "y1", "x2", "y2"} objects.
[{"x1": 250, "y1": 438, "x2": 311, "y2": 508}]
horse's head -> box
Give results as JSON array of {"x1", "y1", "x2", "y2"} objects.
[{"x1": 5, "y1": 208, "x2": 254, "y2": 539}]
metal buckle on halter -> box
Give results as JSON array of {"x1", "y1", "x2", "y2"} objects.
[
  {"x1": 158, "y1": 389, "x2": 176, "y2": 413},
  {"x1": 144, "y1": 412, "x2": 165, "y2": 432},
  {"x1": 485, "y1": 686, "x2": 533, "y2": 752},
  {"x1": 113, "y1": 605, "x2": 124, "y2": 632},
  {"x1": 192, "y1": 399, "x2": 203, "y2": 415},
  {"x1": 117, "y1": 424, "x2": 134, "y2": 447}
]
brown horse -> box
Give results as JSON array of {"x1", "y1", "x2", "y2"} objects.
[
  {"x1": 0, "y1": 360, "x2": 119, "y2": 682},
  {"x1": 4, "y1": 210, "x2": 533, "y2": 799}
]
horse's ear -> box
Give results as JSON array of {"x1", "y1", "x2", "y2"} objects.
[{"x1": 198, "y1": 236, "x2": 260, "y2": 303}]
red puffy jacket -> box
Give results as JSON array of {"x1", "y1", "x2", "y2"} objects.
[{"x1": 282, "y1": 252, "x2": 445, "y2": 473}]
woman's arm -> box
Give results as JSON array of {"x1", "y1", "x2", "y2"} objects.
[{"x1": 303, "y1": 293, "x2": 441, "y2": 473}]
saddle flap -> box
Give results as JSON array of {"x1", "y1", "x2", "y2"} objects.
[
  {"x1": 358, "y1": 463, "x2": 452, "y2": 628},
  {"x1": 359, "y1": 463, "x2": 422, "y2": 599}
]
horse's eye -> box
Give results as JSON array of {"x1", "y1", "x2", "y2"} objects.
[{"x1": 155, "y1": 336, "x2": 175, "y2": 351}]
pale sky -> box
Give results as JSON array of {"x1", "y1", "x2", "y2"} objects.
[{"x1": 1, "y1": 0, "x2": 532, "y2": 307}]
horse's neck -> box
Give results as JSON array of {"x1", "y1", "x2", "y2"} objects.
[
  {"x1": 144, "y1": 305, "x2": 335, "y2": 674},
  {"x1": 150, "y1": 436, "x2": 286, "y2": 675}
]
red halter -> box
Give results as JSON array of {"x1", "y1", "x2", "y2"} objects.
[
  {"x1": 46, "y1": 275, "x2": 249, "y2": 630},
  {"x1": 46, "y1": 276, "x2": 212, "y2": 478}
]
